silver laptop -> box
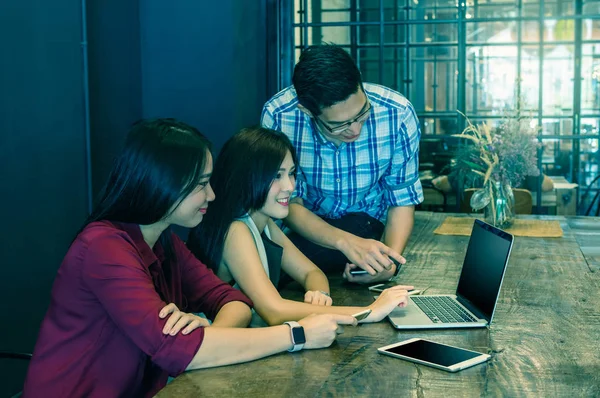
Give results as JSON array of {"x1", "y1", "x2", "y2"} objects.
[{"x1": 388, "y1": 219, "x2": 514, "y2": 329}]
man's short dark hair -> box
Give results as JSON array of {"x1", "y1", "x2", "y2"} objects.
[{"x1": 292, "y1": 44, "x2": 363, "y2": 116}]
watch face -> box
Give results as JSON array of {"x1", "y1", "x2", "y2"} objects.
[{"x1": 291, "y1": 326, "x2": 306, "y2": 345}]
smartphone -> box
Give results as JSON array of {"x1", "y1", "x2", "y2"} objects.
[
  {"x1": 349, "y1": 257, "x2": 403, "y2": 276},
  {"x1": 390, "y1": 257, "x2": 403, "y2": 270},
  {"x1": 351, "y1": 309, "x2": 372, "y2": 321},
  {"x1": 349, "y1": 269, "x2": 369, "y2": 276},
  {"x1": 378, "y1": 338, "x2": 491, "y2": 372}
]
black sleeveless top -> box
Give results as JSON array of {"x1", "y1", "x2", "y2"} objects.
[{"x1": 261, "y1": 231, "x2": 283, "y2": 288}]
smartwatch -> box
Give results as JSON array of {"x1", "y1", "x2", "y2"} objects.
[{"x1": 284, "y1": 321, "x2": 306, "y2": 352}]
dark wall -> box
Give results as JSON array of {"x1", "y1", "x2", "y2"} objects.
[
  {"x1": 0, "y1": 1, "x2": 269, "y2": 395},
  {"x1": 140, "y1": 1, "x2": 268, "y2": 152},
  {"x1": 86, "y1": 0, "x2": 143, "y2": 197},
  {"x1": 0, "y1": 1, "x2": 89, "y2": 396}
]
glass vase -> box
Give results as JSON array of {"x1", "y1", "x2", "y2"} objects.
[{"x1": 484, "y1": 180, "x2": 514, "y2": 229}]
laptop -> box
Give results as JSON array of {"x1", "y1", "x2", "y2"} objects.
[{"x1": 387, "y1": 219, "x2": 514, "y2": 329}]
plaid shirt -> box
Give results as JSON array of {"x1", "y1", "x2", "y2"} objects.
[{"x1": 260, "y1": 83, "x2": 423, "y2": 223}]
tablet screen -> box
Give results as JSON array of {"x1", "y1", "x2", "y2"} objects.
[{"x1": 383, "y1": 339, "x2": 482, "y2": 367}]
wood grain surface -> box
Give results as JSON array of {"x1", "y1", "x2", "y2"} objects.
[{"x1": 157, "y1": 212, "x2": 600, "y2": 398}]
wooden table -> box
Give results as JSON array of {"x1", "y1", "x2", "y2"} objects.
[{"x1": 157, "y1": 212, "x2": 600, "y2": 397}]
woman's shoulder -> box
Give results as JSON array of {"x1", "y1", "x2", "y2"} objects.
[
  {"x1": 227, "y1": 220, "x2": 254, "y2": 241},
  {"x1": 77, "y1": 221, "x2": 136, "y2": 251},
  {"x1": 224, "y1": 221, "x2": 261, "y2": 255},
  {"x1": 222, "y1": 221, "x2": 262, "y2": 269},
  {"x1": 68, "y1": 222, "x2": 146, "y2": 277}
]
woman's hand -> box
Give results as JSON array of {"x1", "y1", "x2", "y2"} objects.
[
  {"x1": 159, "y1": 303, "x2": 211, "y2": 336},
  {"x1": 304, "y1": 290, "x2": 333, "y2": 306},
  {"x1": 297, "y1": 314, "x2": 356, "y2": 349},
  {"x1": 363, "y1": 285, "x2": 414, "y2": 323}
]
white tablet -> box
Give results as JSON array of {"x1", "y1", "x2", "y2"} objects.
[{"x1": 378, "y1": 338, "x2": 491, "y2": 372}]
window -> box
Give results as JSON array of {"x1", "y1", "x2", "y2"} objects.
[{"x1": 281, "y1": 0, "x2": 600, "y2": 213}]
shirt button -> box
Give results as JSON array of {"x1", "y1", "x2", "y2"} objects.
[
  {"x1": 336, "y1": 178, "x2": 341, "y2": 183},
  {"x1": 335, "y1": 151, "x2": 339, "y2": 156}
]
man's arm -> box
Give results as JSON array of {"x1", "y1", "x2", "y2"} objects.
[
  {"x1": 381, "y1": 205, "x2": 415, "y2": 255},
  {"x1": 286, "y1": 199, "x2": 348, "y2": 251},
  {"x1": 286, "y1": 199, "x2": 402, "y2": 275},
  {"x1": 344, "y1": 99, "x2": 423, "y2": 284},
  {"x1": 371, "y1": 100, "x2": 423, "y2": 271}
]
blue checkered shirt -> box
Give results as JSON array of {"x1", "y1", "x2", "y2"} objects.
[{"x1": 260, "y1": 83, "x2": 423, "y2": 223}]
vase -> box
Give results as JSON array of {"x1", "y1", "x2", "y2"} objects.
[{"x1": 483, "y1": 180, "x2": 514, "y2": 229}]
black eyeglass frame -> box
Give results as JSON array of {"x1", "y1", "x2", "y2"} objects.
[{"x1": 315, "y1": 100, "x2": 372, "y2": 135}]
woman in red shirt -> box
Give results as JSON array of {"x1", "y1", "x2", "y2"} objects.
[{"x1": 23, "y1": 119, "x2": 355, "y2": 398}]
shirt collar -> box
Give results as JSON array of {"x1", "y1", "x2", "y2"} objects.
[
  {"x1": 113, "y1": 221, "x2": 164, "y2": 267},
  {"x1": 307, "y1": 117, "x2": 329, "y2": 146},
  {"x1": 307, "y1": 116, "x2": 354, "y2": 150}
]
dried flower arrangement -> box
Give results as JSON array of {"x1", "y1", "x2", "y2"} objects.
[{"x1": 452, "y1": 111, "x2": 541, "y2": 226}]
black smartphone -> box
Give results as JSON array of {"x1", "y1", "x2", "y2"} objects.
[
  {"x1": 349, "y1": 269, "x2": 369, "y2": 276},
  {"x1": 390, "y1": 257, "x2": 403, "y2": 272},
  {"x1": 350, "y1": 257, "x2": 402, "y2": 276}
]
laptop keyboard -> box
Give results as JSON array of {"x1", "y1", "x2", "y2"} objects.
[{"x1": 411, "y1": 296, "x2": 478, "y2": 323}]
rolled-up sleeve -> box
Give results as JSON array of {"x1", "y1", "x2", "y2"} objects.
[
  {"x1": 382, "y1": 102, "x2": 424, "y2": 207},
  {"x1": 81, "y1": 234, "x2": 202, "y2": 376},
  {"x1": 260, "y1": 105, "x2": 278, "y2": 130},
  {"x1": 173, "y1": 236, "x2": 253, "y2": 318}
]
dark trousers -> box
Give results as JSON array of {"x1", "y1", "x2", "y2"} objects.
[{"x1": 287, "y1": 212, "x2": 385, "y2": 276}]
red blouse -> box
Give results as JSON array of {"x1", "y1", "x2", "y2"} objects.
[{"x1": 23, "y1": 221, "x2": 252, "y2": 397}]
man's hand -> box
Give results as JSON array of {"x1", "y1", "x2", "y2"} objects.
[
  {"x1": 337, "y1": 235, "x2": 405, "y2": 275},
  {"x1": 159, "y1": 303, "x2": 211, "y2": 336}
]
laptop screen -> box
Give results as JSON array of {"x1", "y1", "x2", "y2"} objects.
[{"x1": 455, "y1": 219, "x2": 513, "y2": 321}]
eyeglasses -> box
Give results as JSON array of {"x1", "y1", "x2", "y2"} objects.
[{"x1": 316, "y1": 101, "x2": 372, "y2": 135}]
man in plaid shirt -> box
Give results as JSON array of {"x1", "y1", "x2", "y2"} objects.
[{"x1": 261, "y1": 44, "x2": 423, "y2": 284}]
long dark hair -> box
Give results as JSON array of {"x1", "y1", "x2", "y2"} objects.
[
  {"x1": 83, "y1": 118, "x2": 211, "y2": 269},
  {"x1": 292, "y1": 44, "x2": 363, "y2": 116},
  {"x1": 188, "y1": 126, "x2": 297, "y2": 271}
]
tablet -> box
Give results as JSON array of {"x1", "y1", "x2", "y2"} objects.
[{"x1": 378, "y1": 338, "x2": 490, "y2": 372}]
